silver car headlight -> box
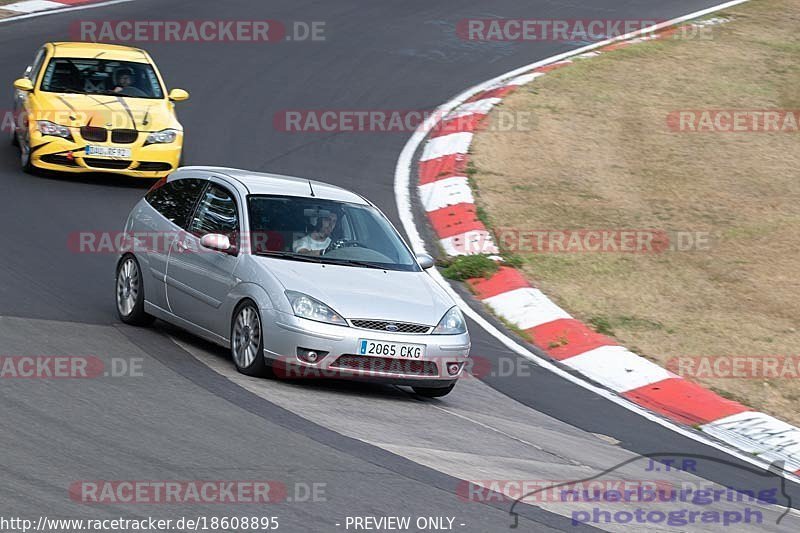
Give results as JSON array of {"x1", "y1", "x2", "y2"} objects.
[
  {"x1": 285, "y1": 290, "x2": 348, "y2": 326},
  {"x1": 37, "y1": 120, "x2": 71, "y2": 139},
  {"x1": 433, "y1": 306, "x2": 467, "y2": 335},
  {"x1": 145, "y1": 129, "x2": 179, "y2": 144}
]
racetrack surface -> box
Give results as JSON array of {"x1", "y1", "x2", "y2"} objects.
[{"x1": 1, "y1": 1, "x2": 798, "y2": 531}]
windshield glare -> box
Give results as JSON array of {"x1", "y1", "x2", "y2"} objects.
[
  {"x1": 247, "y1": 195, "x2": 420, "y2": 272},
  {"x1": 40, "y1": 58, "x2": 164, "y2": 99}
]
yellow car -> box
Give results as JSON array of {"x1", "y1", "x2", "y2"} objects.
[{"x1": 11, "y1": 42, "x2": 189, "y2": 178}]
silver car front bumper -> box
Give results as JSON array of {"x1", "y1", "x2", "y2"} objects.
[{"x1": 262, "y1": 310, "x2": 471, "y2": 387}]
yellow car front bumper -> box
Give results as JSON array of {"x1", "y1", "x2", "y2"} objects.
[{"x1": 30, "y1": 129, "x2": 182, "y2": 179}]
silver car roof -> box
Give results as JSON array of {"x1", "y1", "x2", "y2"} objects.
[{"x1": 171, "y1": 166, "x2": 370, "y2": 205}]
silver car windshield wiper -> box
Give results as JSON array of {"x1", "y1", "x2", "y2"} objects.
[
  {"x1": 254, "y1": 251, "x2": 386, "y2": 269},
  {"x1": 253, "y1": 250, "x2": 327, "y2": 263},
  {"x1": 324, "y1": 258, "x2": 387, "y2": 270}
]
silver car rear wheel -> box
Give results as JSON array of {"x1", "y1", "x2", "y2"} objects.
[{"x1": 231, "y1": 301, "x2": 270, "y2": 376}]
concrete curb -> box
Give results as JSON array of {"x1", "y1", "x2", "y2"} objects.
[
  {"x1": 412, "y1": 18, "x2": 800, "y2": 477},
  {"x1": 2, "y1": 0, "x2": 101, "y2": 15},
  {"x1": 0, "y1": 0, "x2": 132, "y2": 23}
]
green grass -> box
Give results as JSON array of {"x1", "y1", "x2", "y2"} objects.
[
  {"x1": 440, "y1": 255, "x2": 499, "y2": 281},
  {"x1": 589, "y1": 316, "x2": 615, "y2": 336},
  {"x1": 587, "y1": 315, "x2": 665, "y2": 337}
]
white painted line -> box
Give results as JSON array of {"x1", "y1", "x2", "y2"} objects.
[
  {"x1": 562, "y1": 346, "x2": 675, "y2": 393},
  {"x1": 394, "y1": 0, "x2": 800, "y2": 483},
  {"x1": 439, "y1": 231, "x2": 498, "y2": 256},
  {"x1": 505, "y1": 72, "x2": 545, "y2": 86},
  {"x1": 419, "y1": 176, "x2": 474, "y2": 212},
  {"x1": 483, "y1": 287, "x2": 571, "y2": 330},
  {"x1": 420, "y1": 132, "x2": 473, "y2": 162},
  {"x1": 445, "y1": 97, "x2": 502, "y2": 119},
  {"x1": 3, "y1": 0, "x2": 64, "y2": 12},
  {"x1": 702, "y1": 412, "x2": 800, "y2": 472},
  {"x1": 694, "y1": 17, "x2": 730, "y2": 27},
  {"x1": 0, "y1": 0, "x2": 133, "y2": 23},
  {"x1": 541, "y1": 59, "x2": 573, "y2": 69}
]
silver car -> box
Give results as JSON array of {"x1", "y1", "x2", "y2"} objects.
[{"x1": 115, "y1": 167, "x2": 470, "y2": 396}]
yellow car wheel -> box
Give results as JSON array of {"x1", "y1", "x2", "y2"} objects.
[{"x1": 20, "y1": 132, "x2": 34, "y2": 174}]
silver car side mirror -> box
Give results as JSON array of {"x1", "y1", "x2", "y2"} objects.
[
  {"x1": 200, "y1": 233, "x2": 231, "y2": 253},
  {"x1": 416, "y1": 253, "x2": 435, "y2": 270}
]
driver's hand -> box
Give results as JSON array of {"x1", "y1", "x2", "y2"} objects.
[{"x1": 113, "y1": 87, "x2": 123, "y2": 93}]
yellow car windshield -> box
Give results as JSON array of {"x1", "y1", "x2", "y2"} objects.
[{"x1": 40, "y1": 58, "x2": 164, "y2": 99}]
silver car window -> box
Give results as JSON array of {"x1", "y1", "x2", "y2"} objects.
[
  {"x1": 247, "y1": 195, "x2": 419, "y2": 272},
  {"x1": 145, "y1": 178, "x2": 206, "y2": 228},
  {"x1": 189, "y1": 184, "x2": 240, "y2": 245}
]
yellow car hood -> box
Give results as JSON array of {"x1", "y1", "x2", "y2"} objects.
[{"x1": 32, "y1": 92, "x2": 180, "y2": 132}]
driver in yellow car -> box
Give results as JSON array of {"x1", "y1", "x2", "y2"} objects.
[{"x1": 112, "y1": 67, "x2": 134, "y2": 93}]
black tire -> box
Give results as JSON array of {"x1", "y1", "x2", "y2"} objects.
[
  {"x1": 20, "y1": 132, "x2": 34, "y2": 174},
  {"x1": 413, "y1": 383, "x2": 456, "y2": 398},
  {"x1": 231, "y1": 300, "x2": 272, "y2": 377},
  {"x1": 115, "y1": 255, "x2": 155, "y2": 326}
]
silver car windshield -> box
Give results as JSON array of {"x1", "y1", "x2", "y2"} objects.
[{"x1": 247, "y1": 195, "x2": 420, "y2": 272}]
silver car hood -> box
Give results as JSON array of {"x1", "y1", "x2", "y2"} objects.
[{"x1": 256, "y1": 257, "x2": 453, "y2": 326}]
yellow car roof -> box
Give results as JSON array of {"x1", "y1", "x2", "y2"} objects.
[{"x1": 49, "y1": 42, "x2": 151, "y2": 63}]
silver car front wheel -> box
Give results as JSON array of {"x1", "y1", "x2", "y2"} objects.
[
  {"x1": 116, "y1": 256, "x2": 154, "y2": 326},
  {"x1": 231, "y1": 301, "x2": 270, "y2": 377}
]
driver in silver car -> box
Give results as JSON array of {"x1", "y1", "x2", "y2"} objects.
[{"x1": 293, "y1": 211, "x2": 338, "y2": 255}]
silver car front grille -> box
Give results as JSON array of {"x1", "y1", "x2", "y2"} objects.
[
  {"x1": 331, "y1": 355, "x2": 438, "y2": 376},
  {"x1": 350, "y1": 319, "x2": 431, "y2": 334}
]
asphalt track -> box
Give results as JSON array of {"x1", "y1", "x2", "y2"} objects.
[{"x1": 1, "y1": 1, "x2": 798, "y2": 532}]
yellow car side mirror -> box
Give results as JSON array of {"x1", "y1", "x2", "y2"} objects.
[
  {"x1": 168, "y1": 88, "x2": 189, "y2": 102},
  {"x1": 13, "y1": 78, "x2": 34, "y2": 92}
]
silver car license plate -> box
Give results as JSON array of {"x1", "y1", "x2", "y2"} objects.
[{"x1": 358, "y1": 339, "x2": 425, "y2": 359}]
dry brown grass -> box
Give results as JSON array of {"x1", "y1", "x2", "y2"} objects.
[{"x1": 470, "y1": 0, "x2": 800, "y2": 425}]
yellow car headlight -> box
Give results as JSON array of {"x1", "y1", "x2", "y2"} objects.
[
  {"x1": 37, "y1": 120, "x2": 72, "y2": 140},
  {"x1": 145, "y1": 129, "x2": 179, "y2": 145}
]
